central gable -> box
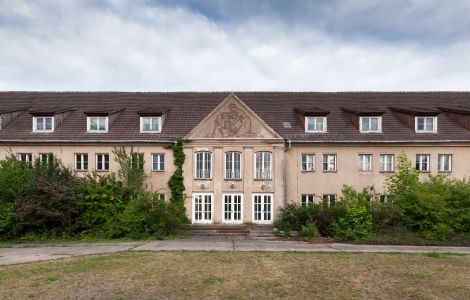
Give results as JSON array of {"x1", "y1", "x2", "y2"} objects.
[{"x1": 187, "y1": 94, "x2": 282, "y2": 139}]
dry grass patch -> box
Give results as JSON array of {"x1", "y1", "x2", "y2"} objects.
[{"x1": 0, "y1": 251, "x2": 469, "y2": 299}]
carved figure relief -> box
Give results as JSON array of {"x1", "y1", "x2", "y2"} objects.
[{"x1": 207, "y1": 103, "x2": 261, "y2": 138}]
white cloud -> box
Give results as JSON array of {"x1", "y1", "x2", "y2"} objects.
[{"x1": 0, "y1": 0, "x2": 469, "y2": 91}]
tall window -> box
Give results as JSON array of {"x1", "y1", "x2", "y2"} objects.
[
  {"x1": 140, "y1": 117, "x2": 161, "y2": 132},
  {"x1": 301, "y1": 154, "x2": 315, "y2": 171},
  {"x1": 380, "y1": 154, "x2": 394, "y2": 172},
  {"x1": 322, "y1": 194, "x2": 337, "y2": 207},
  {"x1": 195, "y1": 151, "x2": 212, "y2": 179},
  {"x1": 305, "y1": 117, "x2": 327, "y2": 133},
  {"x1": 18, "y1": 153, "x2": 32, "y2": 166},
  {"x1": 360, "y1": 116, "x2": 382, "y2": 133},
  {"x1": 152, "y1": 154, "x2": 165, "y2": 171},
  {"x1": 416, "y1": 154, "x2": 430, "y2": 172},
  {"x1": 438, "y1": 154, "x2": 452, "y2": 172},
  {"x1": 33, "y1": 117, "x2": 54, "y2": 132},
  {"x1": 96, "y1": 153, "x2": 110, "y2": 171},
  {"x1": 225, "y1": 152, "x2": 241, "y2": 179},
  {"x1": 87, "y1": 117, "x2": 108, "y2": 132},
  {"x1": 131, "y1": 153, "x2": 144, "y2": 170},
  {"x1": 301, "y1": 194, "x2": 315, "y2": 206},
  {"x1": 74, "y1": 154, "x2": 88, "y2": 171},
  {"x1": 379, "y1": 195, "x2": 388, "y2": 203},
  {"x1": 415, "y1": 116, "x2": 437, "y2": 133},
  {"x1": 322, "y1": 154, "x2": 337, "y2": 172},
  {"x1": 39, "y1": 153, "x2": 53, "y2": 164},
  {"x1": 255, "y1": 152, "x2": 272, "y2": 179},
  {"x1": 358, "y1": 154, "x2": 373, "y2": 172}
]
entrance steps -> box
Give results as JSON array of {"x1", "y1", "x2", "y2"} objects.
[{"x1": 190, "y1": 224, "x2": 275, "y2": 237}]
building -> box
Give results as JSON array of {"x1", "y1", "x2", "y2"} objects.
[{"x1": 1, "y1": 92, "x2": 470, "y2": 224}]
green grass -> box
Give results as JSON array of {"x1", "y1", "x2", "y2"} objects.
[{"x1": 0, "y1": 251, "x2": 469, "y2": 299}]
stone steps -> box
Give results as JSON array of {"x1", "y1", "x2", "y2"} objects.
[{"x1": 190, "y1": 225, "x2": 274, "y2": 237}]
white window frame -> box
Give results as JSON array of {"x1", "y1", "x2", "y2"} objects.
[
  {"x1": 322, "y1": 154, "x2": 337, "y2": 172},
  {"x1": 379, "y1": 154, "x2": 394, "y2": 172},
  {"x1": 358, "y1": 154, "x2": 373, "y2": 172},
  {"x1": 379, "y1": 195, "x2": 389, "y2": 203},
  {"x1": 301, "y1": 194, "x2": 315, "y2": 206},
  {"x1": 33, "y1": 116, "x2": 54, "y2": 132},
  {"x1": 74, "y1": 153, "x2": 88, "y2": 171},
  {"x1": 254, "y1": 152, "x2": 272, "y2": 180},
  {"x1": 300, "y1": 154, "x2": 315, "y2": 171},
  {"x1": 39, "y1": 153, "x2": 53, "y2": 164},
  {"x1": 359, "y1": 116, "x2": 382, "y2": 133},
  {"x1": 415, "y1": 116, "x2": 437, "y2": 133},
  {"x1": 416, "y1": 154, "x2": 430, "y2": 172},
  {"x1": 323, "y1": 194, "x2": 337, "y2": 207},
  {"x1": 96, "y1": 153, "x2": 110, "y2": 171},
  {"x1": 152, "y1": 153, "x2": 165, "y2": 171},
  {"x1": 140, "y1": 116, "x2": 162, "y2": 133},
  {"x1": 87, "y1": 117, "x2": 108, "y2": 133},
  {"x1": 438, "y1": 154, "x2": 452, "y2": 173},
  {"x1": 305, "y1": 116, "x2": 327, "y2": 133},
  {"x1": 195, "y1": 151, "x2": 212, "y2": 179},
  {"x1": 192, "y1": 192, "x2": 214, "y2": 224},
  {"x1": 222, "y1": 193, "x2": 244, "y2": 224},
  {"x1": 252, "y1": 193, "x2": 274, "y2": 224},
  {"x1": 224, "y1": 152, "x2": 242, "y2": 179},
  {"x1": 17, "y1": 153, "x2": 32, "y2": 165}
]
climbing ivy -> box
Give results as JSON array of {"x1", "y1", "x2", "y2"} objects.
[{"x1": 167, "y1": 137, "x2": 186, "y2": 204}]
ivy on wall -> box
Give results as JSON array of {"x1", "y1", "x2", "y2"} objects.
[{"x1": 167, "y1": 137, "x2": 186, "y2": 204}]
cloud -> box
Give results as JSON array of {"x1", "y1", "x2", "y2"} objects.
[{"x1": 0, "y1": 0, "x2": 469, "y2": 91}]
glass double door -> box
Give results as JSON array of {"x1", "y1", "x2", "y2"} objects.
[
  {"x1": 222, "y1": 193, "x2": 243, "y2": 224},
  {"x1": 252, "y1": 193, "x2": 274, "y2": 224}
]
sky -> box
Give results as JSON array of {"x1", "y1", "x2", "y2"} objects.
[{"x1": 1, "y1": 0, "x2": 470, "y2": 91}]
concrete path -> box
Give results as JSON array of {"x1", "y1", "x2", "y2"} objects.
[{"x1": 1, "y1": 237, "x2": 470, "y2": 266}]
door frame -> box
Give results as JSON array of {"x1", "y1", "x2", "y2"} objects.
[
  {"x1": 221, "y1": 193, "x2": 244, "y2": 224},
  {"x1": 252, "y1": 193, "x2": 274, "y2": 224},
  {"x1": 192, "y1": 192, "x2": 214, "y2": 224}
]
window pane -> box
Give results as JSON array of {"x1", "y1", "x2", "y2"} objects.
[
  {"x1": 362, "y1": 118, "x2": 370, "y2": 131},
  {"x1": 417, "y1": 118, "x2": 425, "y2": 130},
  {"x1": 425, "y1": 118, "x2": 434, "y2": 130},
  {"x1": 99, "y1": 118, "x2": 106, "y2": 130},
  {"x1": 370, "y1": 118, "x2": 378, "y2": 131},
  {"x1": 37, "y1": 118, "x2": 44, "y2": 130},
  {"x1": 45, "y1": 118, "x2": 52, "y2": 130},
  {"x1": 90, "y1": 118, "x2": 97, "y2": 130}
]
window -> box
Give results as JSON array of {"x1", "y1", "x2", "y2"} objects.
[
  {"x1": 255, "y1": 152, "x2": 272, "y2": 179},
  {"x1": 415, "y1": 116, "x2": 437, "y2": 133},
  {"x1": 17, "y1": 153, "x2": 32, "y2": 165},
  {"x1": 152, "y1": 154, "x2": 165, "y2": 171},
  {"x1": 301, "y1": 154, "x2": 315, "y2": 171},
  {"x1": 379, "y1": 195, "x2": 388, "y2": 203},
  {"x1": 438, "y1": 154, "x2": 452, "y2": 173},
  {"x1": 225, "y1": 152, "x2": 241, "y2": 179},
  {"x1": 96, "y1": 154, "x2": 109, "y2": 171},
  {"x1": 131, "y1": 153, "x2": 144, "y2": 170},
  {"x1": 301, "y1": 194, "x2": 315, "y2": 206},
  {"x1": 39, "y1": 153, "x2": 53, "y2": 164},
  {"x1": 140, "y1": 116, "x2": 162, "y2": 132},
  {"x1": 358, "y1": 154, "x2": 373, "y2": 172},
  {"x1": 322, "y1": 154, "x2": 337, "y2": 172},
  {"x1": 87, "y1": 117, "x2": 108, "y2": 132},
  {"x1": 305, "y1": 117, "x2": 327, "y2": 133},
  {"x1": 74, "y1": 154, "x2": 88, "y2": 171},
  {"x1": 322, "y1": 194, "x2": 337, "y2": 207},
  {"x1": 380, "y1": 154, "x2": 394, "y2": 172},
  {"x1": 159, "y1": 193, "x2": 166, "y2": 201},
  {"x1": 416, "y1": 154, "x2": 430, "y2": 172},
  {"x1": 195, "y1": 151, "x2": 212, "y2": 179},
  {"x1": 360, "y1": 117, "x2": 382, "y2": 133},
  {"x1": 33, "y1": 117, "x2": 54, "y2": 132}
]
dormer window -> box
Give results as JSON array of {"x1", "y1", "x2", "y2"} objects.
[
  {"x1": 33, "y1": 117, "x2": 54, "y2": 132},
  {"x1": 415, "y1": 116, "x2": 437, "y2": 133},
  {"x1": 140, "y1": 116, "x2": 161, "y2": 133},
  {"x1": 305, "y1": 116, "x2": 327, "y2": 133},
  {"x1": 87, "y1": 117, "x2": 108, "y2": 132},
  {"x1": 360, "y1": 116, "x2": 382, "y2": 133}
]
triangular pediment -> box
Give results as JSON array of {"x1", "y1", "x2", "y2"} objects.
[{"x1": 187, "y1": 94, "x2": 282, "y2": 139}]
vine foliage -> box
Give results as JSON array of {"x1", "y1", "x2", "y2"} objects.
[{"x1": 167, "y1": 137, "x2": 186, "y2": 204}]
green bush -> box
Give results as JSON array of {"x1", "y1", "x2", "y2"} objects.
[
  {"x1": 332, "y1": 206, "x2": 373, "y2": 241},
  {"x1": 299, "y1": 222, "x2": 320, "y2": 240}
]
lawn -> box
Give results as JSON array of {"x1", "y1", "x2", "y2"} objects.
[{"x1": 0, "y1": 251, "x2": 469, "y2": 299}]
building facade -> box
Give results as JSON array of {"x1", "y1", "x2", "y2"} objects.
[{"x1": 1, "y1": 92, "x2": 470, "y2": 224}]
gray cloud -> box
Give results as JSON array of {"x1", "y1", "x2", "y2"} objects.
[{"x1": 0, "y1": 0, "x2": 469, "y2": 91}]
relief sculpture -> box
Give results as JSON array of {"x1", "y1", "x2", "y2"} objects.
[{"x1": 207, "y1": 103, "x2": 261, "y2": 138}]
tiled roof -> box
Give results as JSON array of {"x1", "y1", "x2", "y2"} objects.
[{"x1": 0, "y1": 91, "x2": 470, "y2": 143}]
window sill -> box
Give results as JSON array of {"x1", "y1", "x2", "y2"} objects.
[
  {"x1": 254, "y1": 178, "x2": 272, "y2": 181},
  {"x1": 224, "y1": 178, "x2": 243, "y2": 181},
  {"x1": 140, "y1": 131, "x2": 162, "y2": 133},
  {"x1": 74, "y1": 169, "x2": 88, "y2": 172},
  {"x1": 438, "y1": 171, "x2": 452, "y2": 173},
  {"x1": 322, "y1": 170, "x2": 337, "y2": 173},
  {"x1": 152, "y1": 170, "x2": 165, "y2": 173},
  {"x1": 418, "y1": 171, "x2": 430, "y2": 173},
  {"x1": 95, "y1": 170, "x2": 109, "y2": 172},
  {"x1": 379, "y1": 171, "x2": 395, "y2": 174},
  {"x1": 301, "y1": 170, "x2": 315, "y2": 173},
  {"x1": 195, "y1": 178, "x2": 212, "y2": 181}
]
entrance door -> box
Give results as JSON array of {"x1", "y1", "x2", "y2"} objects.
[
  {"x1": 252, "y1": 193, "x2": 274, "y2": 224},
  {"x1": 222, "y1": 193, "x2": 243, "y2": 224},
  {"x1": 193, "y1": 193, "x2": 214, "y2": 224}
]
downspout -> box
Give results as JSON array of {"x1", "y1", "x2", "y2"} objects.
[{"x1": 283, "y1": 139, "x2": 293, "y2": 209}]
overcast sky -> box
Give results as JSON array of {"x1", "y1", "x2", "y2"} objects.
[{"x1": 1, "y1": 0, "x2": 470, "y2": 91}]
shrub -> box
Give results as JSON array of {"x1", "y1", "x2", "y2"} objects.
[
  {"x1": 299, "y1": 222, "x2": 320, "y2": 240},
  {"x1": 332, "y1": 206, "x2": 373, "y2": 241}
]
